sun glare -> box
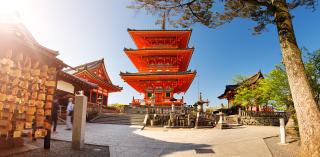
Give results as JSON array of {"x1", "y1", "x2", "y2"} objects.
[
  {"x1": 0, "y1": 0, "x2": 30, "y2": 23},
  {"x1": 0, "y1": 0, "x2": 22, "y2": 15}
]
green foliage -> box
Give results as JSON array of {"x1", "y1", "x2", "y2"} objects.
[
  {"x1": 108, "y1": 103, "x2": 128, "y2": 111},
  {"x1": 233, "y1": 65, "x2": 291, "y2": 110},
  {"x1": 129, "y1": 0, "x2": 316, "y2": 34},
  {"x1": 234, "y1": 79, "x2": 269, "y2": 108},
  {"x1": 233, "y1": 48, "x2": 320, "y2": 111},
  {"x1": 263, "y1": 65, "x2": 292, "y2": 110},
  {"x1": 304, "y1": 49, "x2": 320, "y2": 104}
]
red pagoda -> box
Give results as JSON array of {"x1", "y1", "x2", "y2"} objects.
[{"x1": 120, "y1": 29, "x2": 196, "y2": 106}]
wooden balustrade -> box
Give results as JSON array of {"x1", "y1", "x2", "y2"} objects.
[{"x1": 131, "y1": 98, "x2": 184, "y2": 106}]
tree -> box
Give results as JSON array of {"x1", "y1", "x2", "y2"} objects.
[
  {"x1": 233, "y1": 79, "x2": 269, "y2": 110},
  {"x1": 130, "y1": 0, "x2": 320, "y2": 155},
  {"x1": 264, "y1": 65, "x2": 293, "y2": 109},
  {"x1": 263, "y1": 65, "x2": 299, "y2": 136},
  {"x1": 304, "y1": 49, "x2": 320, "y2": 105}
]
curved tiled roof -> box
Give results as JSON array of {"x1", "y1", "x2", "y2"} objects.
[{"x1": 218, "y1": 71, "x2": 264, "y2": 99}]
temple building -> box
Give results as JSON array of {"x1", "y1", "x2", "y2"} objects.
[
  {"x1": 120, "y1": 29, "x2": 196, "y2": 106},
  {"x1": 0, "y1": 17, "x2": 68, "y2": 147},
  {"x1": 65, "y1": 59, "x2": 122, "y2": 108},
  {"x1": 218, "y1": 71, "x2": 264, "y2": 108}
]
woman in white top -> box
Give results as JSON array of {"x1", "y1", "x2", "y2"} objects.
[{"x1": 66, "y1": 97, "x2": 74, "y2": 130}]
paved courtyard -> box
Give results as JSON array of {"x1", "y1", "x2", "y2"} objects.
[{"x1": 52, "y1": 124, "x2": 279, "y2": 157}]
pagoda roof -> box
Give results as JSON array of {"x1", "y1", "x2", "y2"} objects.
[
  {"x1": 64, "y1": 59, "x2": 122, "y2": 93},
  {"x1": 124, "y1": 48, "x2": 194, "y2": 72},
  {"x1": 120, "y1": 70, "x2": 196, "y2": 76},
  {"x1": 120, "y1": 71, "x2": 196, "y2": 93},
  {"x1": 127, "y1": 29, "x2": 192, "y2": 49},
  {"x1": 218, "y1": 71, "x2": 264, "y2": 99}
]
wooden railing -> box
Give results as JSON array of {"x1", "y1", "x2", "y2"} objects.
[{"x1": 131, "y1": 98, "x2": 184, "y2": 106}]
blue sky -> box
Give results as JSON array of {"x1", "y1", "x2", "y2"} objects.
[{"x1": 11, "y1": 0, "x2": 320, "y2": 106}]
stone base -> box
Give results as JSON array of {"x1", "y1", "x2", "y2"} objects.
[
  {"x1": 0, "y1": 143, "x2": 38, "y2": 157},
  {"x1": 164, "y1": 126, "x2": 193, "y2": 129},
  {"x1": 0, "y1": 137, "x2": 24, "y2": 149},
  {"x1": 215, "y1": 123, "x2": 228, "y2": 129}
]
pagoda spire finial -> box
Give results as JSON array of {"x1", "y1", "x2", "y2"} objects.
[{"x1": 162, "y1": 12, "x2": 166, "y2": 30}]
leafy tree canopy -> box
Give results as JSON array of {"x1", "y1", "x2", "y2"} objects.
[
  {"x1": 233, "y1": 48, "x2": 320, "y2": 110},
  {"x1": 129, "y1": 0, "x2": 317, "y2": 33}
]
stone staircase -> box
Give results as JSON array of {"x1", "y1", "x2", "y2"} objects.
[{"x1": 90, "y1": 113, "x2": 145, "y2": 125}]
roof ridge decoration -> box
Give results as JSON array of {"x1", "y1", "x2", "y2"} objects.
[{"x1": 72, "y1": 58, "x2": 104, "y2": 70}]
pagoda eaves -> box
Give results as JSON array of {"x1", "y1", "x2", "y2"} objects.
[
  {"x1": 120, "y1": 71, "x2": 196, "y2": 94},
  {"x1": 124, "y1": 48, "x2": 194, "y2": 72},
  {"x1": 128, "y1": 29, "x2": 192, "y2": 49}
]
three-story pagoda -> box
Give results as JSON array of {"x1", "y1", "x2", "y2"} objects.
[{"x1": 120, "y1": 29, "x2": 196, "y2": 106}]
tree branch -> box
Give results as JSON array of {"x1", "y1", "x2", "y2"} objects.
[{"x1": 187, "y1": 3, "x2": 206, "y2": 23}]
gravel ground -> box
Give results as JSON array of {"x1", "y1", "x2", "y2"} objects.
[
  {"x1": 5, "y1": 138, "x2": 110, "y2": 157},
  {"x1": 264, "y1": 136, "x2": 300, "y2": 157}
]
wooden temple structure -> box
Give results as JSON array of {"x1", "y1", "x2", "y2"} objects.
[
  {"x1": 64, "y1": 59, "x2": 122, "y2": 109},
  {"x1": 218, "y1": 71, "x2": 264, "y2": 109},
  {"x1": 120, "y1": 29, "x2": 196, "y2": 107},
  {"x1": 0, "y1": 14, "x2": 121, "y2": 150},
  {"x1": 0, "y1": 18, "x2": 67, "y2": 148}
]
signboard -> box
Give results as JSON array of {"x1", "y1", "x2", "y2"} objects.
[{"x1": 57, "y1": 80, "x2": 75, "y2": 94}]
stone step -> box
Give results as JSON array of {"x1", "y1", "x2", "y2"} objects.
[
  {"x1": 94, "y1": 121, "x2": 143, "y2": 125},
  {"x1": 90, "y1": 113, "x2": 145, "y2": 125}
]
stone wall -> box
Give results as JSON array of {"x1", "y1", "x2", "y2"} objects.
[
  {"x1": 240, "y1": 116, "x2": 282, "y2": 126},
  {"x1": 239, "y1": 111, "x2": 288, "y2": 126}
]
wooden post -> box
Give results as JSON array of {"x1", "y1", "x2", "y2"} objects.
[{"x1": 72, "y1": 95, "x2": 88, "y2": 150}]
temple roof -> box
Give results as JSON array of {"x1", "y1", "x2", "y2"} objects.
[
  {"x1": 124, "y1": 48, "x2": 194, "y2": 72},
  {"x1": 57, "y1": 71, "x2": 98, "y2": 90},
  {"x1": 120, "y1": 70, "x2": 196, "y2": 76},
  {"x1": 64, "y1": 59, "x2": 122, "y2": 92},
  {"x1": 127, "y1": 29, "x2": 192, "y2": 49},
  {"x1": 120, "y1": 71, "x2": 196, "y2": 93},
  {"x1": 218, "y1": 71, "x2": 264, "y2": 99},
  {"x1": 66, "y1": 59, "x2": 111, "y2": 82}
]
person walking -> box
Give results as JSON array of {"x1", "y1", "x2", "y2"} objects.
[
  {"x1": 52, "y1": 98, "x2": 60, "y2": 133},
  {"x1": 66, "y1": 97, "x2": 74, "y2": 130}
]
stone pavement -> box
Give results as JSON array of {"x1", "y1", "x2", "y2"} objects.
[{"x1": 52, "y1": 124, "x2": 279, "y2": 157}]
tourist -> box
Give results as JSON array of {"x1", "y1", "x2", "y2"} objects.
[
  {"x1": 52, "y1": 98, "x2": 60, "y2": 133},
  {"x1": 66, "y1": 97, "x2": 74, "y2": 130}
]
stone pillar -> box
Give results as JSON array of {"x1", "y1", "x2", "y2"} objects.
[
  {"x1": 72, "y1": 95, "x2": 88, "y2": 150},
  {"x1": 279, "y1": 118, "x2": 286, "y2": 144},
  {"x1": 216, "y1": 112, "x2": 227, "y2": 129},
  {"x1": 143, "y1": 114, "x2": 149, "y2": 126},
  {"x1": 187, "y1": 114, "x2": 191, "y2": 126},
  {"x1": 171, "y1": 103, "x2": 175, "y2": 113}
]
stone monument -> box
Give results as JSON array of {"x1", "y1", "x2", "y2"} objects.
[{"x1": 72, "y1": 95, "x2": 88, "y2": 150}]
